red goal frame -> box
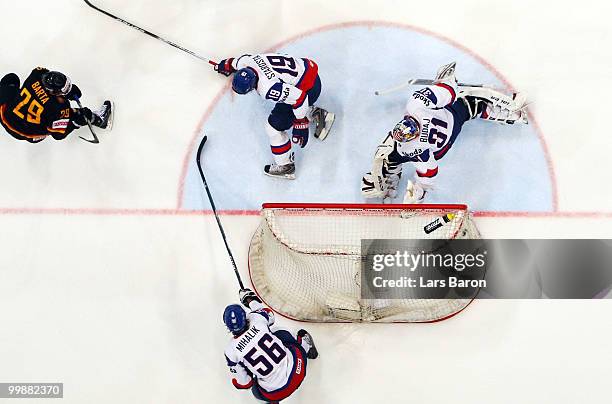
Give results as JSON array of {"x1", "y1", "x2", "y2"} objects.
[{"x1": 249, "y1": 203, "x2": 476, "y2": 323}]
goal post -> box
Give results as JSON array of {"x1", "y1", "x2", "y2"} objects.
[{"x1": 248, "y1": 203, "x2": 481, "y2": 323}]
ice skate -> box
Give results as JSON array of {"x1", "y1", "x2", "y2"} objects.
[
  {"x1": 264, "y1": 162, "x2": 296, "y2": 180},
  {"x1": 92, "y1": 100, "x2": 114, "y2": 130},
  {"x1": 312, "y1": 106, "x2": 335, "y2": 141},
  {"x1": 297, "y1": 329, "x2": 319, "y2": 359}
]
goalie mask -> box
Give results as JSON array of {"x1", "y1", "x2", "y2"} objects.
[{"x1": 392, "y1": 116, "x2": 419, "y2": 143}]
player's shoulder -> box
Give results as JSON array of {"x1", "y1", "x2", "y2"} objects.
[
  {"x1": 247, "y1": 308, "x2": 271, "y2": 323},
  {"x1": 397, "y1": 135, "x2": 429, "y2": 157},
  {"x1": 408, "y1": 87, "x2": 439, "y2": 109},
  {"x1": 224, "y1": 341, "x2": 239, "y2": 362},
  {"x1": 27, "y1": 67, "x2": 49, "y2": 81}
]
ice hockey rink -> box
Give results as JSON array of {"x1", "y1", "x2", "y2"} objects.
[{"x1": 1, "y1": 0, "x2": 611, "y2": 402}]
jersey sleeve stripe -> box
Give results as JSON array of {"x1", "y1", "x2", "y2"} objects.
[
  {"x1": 295, "y1": 59, "x2": 319, "y2": 91},
  {"x1": 416, "y1": 167, "x2": 439, "y2": 178},
  {"x1": 292, "y1": 90, "x2": 307, "y2": 109},
  {"x1": 47, "y1": 126, "x2": 66, "y2": 134},
  {"x1": 232, "y1": 378, "x2": 254, "y2": 389},
  {"x1": 434, "y1": 83, "x2": 456, "y2": 104}
]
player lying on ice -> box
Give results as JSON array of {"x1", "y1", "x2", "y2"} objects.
[
  {"x1": 0, "y1": 67, "x2": 113, "y2": 143},
  {"x1": 223, "y1": 289, "x2": 318, "y2": 403},
  {"x1": 214, "y1": 53, "x2": 335, "y2": 179},
  {"x1": 362, "y1": 62, "x2": 528, "y2": 203}
]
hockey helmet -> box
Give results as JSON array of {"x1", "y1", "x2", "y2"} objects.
[
  {"x1": 232, "y1": 68, "x2": 258, "y2": 95},
  {"x1": 223, "y1": 304, "x2": 248, "y2": 335},
  {"x1": 41, "y1": 71, "x2": 72, "y2": 96},
  {"x1": 392, "y1": 116, "x2": 419, "y2": 142}
]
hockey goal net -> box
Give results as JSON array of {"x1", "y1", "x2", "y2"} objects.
[{"x1": 249, "y1": 203, "x2": 481, "y2": 323}]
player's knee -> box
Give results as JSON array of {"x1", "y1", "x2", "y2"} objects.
[{"x1": 268, "y1": 104, "x2": 295, "y2": 132}]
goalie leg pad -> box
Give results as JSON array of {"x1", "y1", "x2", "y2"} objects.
[{"x1": 459, "y1": 87, "x2": 529, "y2": 124}]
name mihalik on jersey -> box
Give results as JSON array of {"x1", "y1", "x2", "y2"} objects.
[{"x1": 235, "y1": 325, "x2": 261, "y2": 352}]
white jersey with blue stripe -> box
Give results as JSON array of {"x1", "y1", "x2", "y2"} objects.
[
  {"x1": 393, "y1": 80, "x2": 459, "y2": 185},
  {"x1": 224, "y1": 301, "x2": 294, "y2": 392},
  {"x1": 232, "y1": 53, "x2": 318, "y2": 112}
]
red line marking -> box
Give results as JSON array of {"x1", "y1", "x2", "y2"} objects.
[
  {"x1": 0, "y1": 207, "x2": 609, "y2": 219},
  {"x1": 176, "y1": 20, "x2": 560, "y2": 213}
]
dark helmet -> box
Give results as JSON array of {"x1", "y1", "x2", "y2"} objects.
[
  {"x1": 41, "y1": 71, "x2": 72, "y2": 96},
  {"x1": 232, "y1": 68, "x2": 258, "y2": 95},
  {"x1": 223, "y1": 304, "x2": 248, "y2": 335}
]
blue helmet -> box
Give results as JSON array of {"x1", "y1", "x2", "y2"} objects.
[
  {"x1": 392, "y1": 116, "x2": 420, "y2": 142},
  {"x1": 223, "y1": 304, "x2": 248, "y2": 335},
  {"x1": 232, "y1": 68, "x2": 258, "y2": 94}
]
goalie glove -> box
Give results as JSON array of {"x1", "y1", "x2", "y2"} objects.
[
  {"x1": 434, "y1": 61, "x2": 457, "y2": 85},
  {"x1": 403, "y1": 179, "x2": 428, "y2": 204}
]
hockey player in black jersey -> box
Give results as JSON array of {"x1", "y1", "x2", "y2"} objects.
[{"x1": 0, "y1": 67, "x2": 113, "y2": 143}]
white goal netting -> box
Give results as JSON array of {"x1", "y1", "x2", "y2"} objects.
[{"x1": 248, "y1": 203, "x2": 481, "y2": 322}]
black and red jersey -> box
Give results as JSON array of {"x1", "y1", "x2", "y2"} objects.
[{"x1": 0, "y1": 67, "x2": 73, "y2": 142}]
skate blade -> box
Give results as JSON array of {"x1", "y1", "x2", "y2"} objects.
[
  {"x1": 263, "y1": 171, "x2": 296, "y2": 180},
  {"x1": 315, "y1": 112, "x2": 335, "y2": 141},
  {"x1": 102, "y1": 101, "x2": 115, "y2": 132}
]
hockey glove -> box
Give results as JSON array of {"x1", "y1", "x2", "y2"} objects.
[
  {"x1": 239, "y1": 288, "x2": 261, "y2": 306},
  {"x1": 66, "y1": 84, "x2": 82, "y2": 101},
  {"x1": 71, "y1": 107, "x2": 93, "y2": 128},
  {"x1": 215, "y1": 58, "x2": 236, "y2": 77},
  {"x1": 291, "y1": 118, "x2": 309, "y2": 148}
]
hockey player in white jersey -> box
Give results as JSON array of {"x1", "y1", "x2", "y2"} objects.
[
  {"x1": 215, "y1": 53, "x2": 335, "y2": 179},
  {"x1": 223, "y1": 289, "x2": 318, "y2": 403},
  {"x1": 362, "y1": 62, "x2": 528, "y2": 203}
]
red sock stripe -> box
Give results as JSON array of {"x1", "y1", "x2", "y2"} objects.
[
  {"x1": 271, "y1": 141, "x2": 291, "y2": 155},
  {"x1": 232, "y1": 378, "x2": 253, "y2": 389},
  {"x1": 417, "y1": 167, "x2": 439, "y2": 178}
]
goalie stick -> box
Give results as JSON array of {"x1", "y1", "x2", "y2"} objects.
[
  {"x1": 196, "y1": 135, "x2": 246, "y2": 291},
  {"x1": 82, "y1": 0, "x2": 217, "y2": 66},
  {"x1": 374, "y1": 79, "x2": 498, "y2": 96}
]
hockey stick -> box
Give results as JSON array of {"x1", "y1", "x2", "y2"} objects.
[
  {"x1": 196, "y1": 135, "x2": 246, "y2": 291},
  {"x1": 374, "y1": 79, "x2": 488, "y2": 96},
  {"x1": 74, "y1": 98, "x2": 100, "y2": 144},
  {"x1": 82, "y1": 0, "x2": 217, "y2": 66}
]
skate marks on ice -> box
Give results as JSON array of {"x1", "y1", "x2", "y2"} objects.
[{"x1": 180, "y1": 23, "x2": 554, "y2": 212}]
